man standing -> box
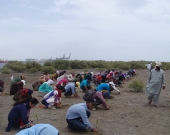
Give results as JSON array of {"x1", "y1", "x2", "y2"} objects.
[
  {"x1": 146, "y1": 61, "x2": 165, "y2": 107},
  {"x1": 146, "y1": 62, "x2": 152, "y2": 75}
]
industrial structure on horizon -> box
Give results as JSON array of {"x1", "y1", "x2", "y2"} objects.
[
  {"x1": 25, "y1": 53, "x2": 71, "y2": 63},
  {"x1": 0, "y1": 53, "x2": 71, "y2": 68}
]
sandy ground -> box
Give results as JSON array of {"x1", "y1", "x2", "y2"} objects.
[{"x1": 0, "y1": 69, "x2": 170, "y2": 135}]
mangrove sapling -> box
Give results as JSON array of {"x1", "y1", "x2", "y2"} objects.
[{"x1": 35, "y1": 114, "x2": 39, "y2": 123}]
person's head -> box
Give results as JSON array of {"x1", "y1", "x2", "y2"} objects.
[
  {"x1": 86, "y1": 98, "x2": 96, "y2": 110},
  {"x1": 56, "y1": 85, "x2": 63, "y2": 92},
  {"x1": 56, "y1": 71, "x2": 59, "y2": 74},
  {"x1": 155, "y1": 61, "x2": 162, "y2": 71},
  {"x1": 39, "y1": 76, "x2": 46, "y2": 83},
  {"x1": 29, "y1": 97, "x2": 39, "y2": 108},
  {"x1": 47, "y1": 79, "x2": 54, "y2": 86},
  {"x1": 21, "y1": 76, "x2": 25, "y2": 80},
  {"x1": 75, "y1": 82, "x2": 80, "y2": 88},
  {"x1": 44, "y1": 72, "x2": 47, "y2": 75}
]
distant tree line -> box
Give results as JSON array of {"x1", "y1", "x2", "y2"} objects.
[{"x1": 2, "y1": 60, "x2": 170, "y2": 74}]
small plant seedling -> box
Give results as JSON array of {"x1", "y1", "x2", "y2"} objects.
[{"x1": 35, "y1": 114, "x2": 39, "y2": 123}]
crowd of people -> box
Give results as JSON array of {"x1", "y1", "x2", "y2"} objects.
[{"x1": 0, "y1": 62, "x2": 166, "y2": 134}]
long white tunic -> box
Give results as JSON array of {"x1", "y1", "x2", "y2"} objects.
[{"x1": 146, "y1": 69, "x2": 165, "y2": 94}]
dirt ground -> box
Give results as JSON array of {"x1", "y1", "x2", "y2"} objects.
[{"x1": 0, "y1": 69, "x2": 170, "y2": 135}]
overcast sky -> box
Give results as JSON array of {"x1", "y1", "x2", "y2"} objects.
[{"x1": 0, "y1": 0, "x2": 170, "y2": 62}]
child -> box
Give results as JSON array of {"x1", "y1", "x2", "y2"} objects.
[
  {"x1": 41, "y1": 87, "x2": 62, "y2": 109},
  {"x1": 6, "y1": 97, "x2": 39, "y2": 132}
]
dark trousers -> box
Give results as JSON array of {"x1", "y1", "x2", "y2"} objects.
[
  {"x1": 81, "y1": 86, "x2": 90, "y2": 92},
  {"x1": 66, "y1": 110, "x2": 91, "y2": 132},
  {"x1": 95, "y1": 99, "x2": 103, "y2": 105},
  {"x1": 64, "y1": 88, "x2": 72, "y2": 96}
]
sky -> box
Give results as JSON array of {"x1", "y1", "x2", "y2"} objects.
[{"x1": 0, "y1": 0, "x2": 170, "y2": 62}]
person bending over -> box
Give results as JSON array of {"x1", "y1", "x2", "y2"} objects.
[
  {"x1": 80, "y1": 78, "x2": 92, "y2": 92},
  {"x1": 15, "y1": 124, "x2": 59, "y2": 135},
  {"x1": 6, "y1": 97, "x2": 39, "y2": 132},
  {"x1": 66, "y1": 98, "x2": 98, "y2": 132},
  {"x1": 64, "y1": 82, "x2": 80, "y2": 98}
]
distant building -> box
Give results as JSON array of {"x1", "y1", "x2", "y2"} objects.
[
  {"x1": 0, "y1": 59, "x2": 8, "y2": 69},
  {"x1": 25, "y1": 59, "x2": 37, "y2": 62}
]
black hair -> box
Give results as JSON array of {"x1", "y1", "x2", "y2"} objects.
[
  {"x1": 29, "y1": 97, "x2": 39, "y2": 104},
  {"x1": 44, "y1": 72, "x2": 48, "y2": 75},
  {"x1": 86, "y1": 98, "x2": 96, "y2": 103},
  {"x1": 13, "y1": 97, "x2": 38, "y2": 106}
]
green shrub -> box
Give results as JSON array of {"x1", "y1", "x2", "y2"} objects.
[
  {"x1": 25, "y1": 62, "x2": 41, "y2": 70},
  {"x1": 96, "y1": 68, "x2": 105, "y2": 72},
  {"x1": 29, "y1": 68, "x2": 38, "y2": 73},
  {"x1": 41, "y1": 66, "x2": 55, "y2": 74},
  {"x1": 128, "y1": 79, "x2": 144, "y2": 92},
  {"x1": 83, "y1": 68, "x2": 89, "y2": 72},
  {"x1": 5, "y1": 61, "x2": 26, "y2": 72},
  {"x1": 2, "y1": 68, "x2": 11, "y2": 74},
  {"x1": 12, "y1": 65, "x2": 26, "y2": 72},
  {"x1": 121, "y1": 64, "x2": 130, "y2": 70}
]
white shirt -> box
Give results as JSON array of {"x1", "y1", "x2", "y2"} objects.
[{"x1": 147, "y1": 64, "x2": 151, "y2": 69}]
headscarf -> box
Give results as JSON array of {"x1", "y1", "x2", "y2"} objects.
[
  {"x1": 45, "y1": 79, "x2": 54, "y2": 86},
  {"x1": 15, "y1": 124, "x2": 59, "y2": 135},
  {"x1": 10, "y1": 76, "x2": 21, "y2": 86}
]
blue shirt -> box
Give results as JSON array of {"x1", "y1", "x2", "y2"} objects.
[
  {"x1": 96, "y1": 83, "x2": 110, "y2": 97},
  {"x1": 80, "y1": 80, "x2": 90, "y2": 88},
  {"x1": 6, "y1": 103, "x2": 30, "y2": 132},
  {"x1": 66, "y1": 103, "x2": 93, "y2": 129},
  {"x1": 64, "y1": 82, "x2": 75, "y2": 94},
  {"x1": 15, "y1": 124, "x2": 59, "y2": 135}
]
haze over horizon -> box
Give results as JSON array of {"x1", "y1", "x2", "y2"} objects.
[{"x1": 1, "y1": 0, "x2": 170, "y2": 62}]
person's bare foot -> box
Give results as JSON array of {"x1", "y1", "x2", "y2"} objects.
[{"x1": 148, "y1": 101, "x2": 152, "y2": 105}]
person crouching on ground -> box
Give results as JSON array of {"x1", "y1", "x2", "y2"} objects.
[
  {"x1": 92, "y1": 91, "x2": 110, "y2": 110},
  {"x1": 64, "y1": 82, "x2": 80, "y2": 98},
  {"x1": 96, "y1": 82, "x2": 120, "y2": 99},
  {"x1": 15, "y1": 124, "x2": 59, "y2": 135},
  {"x1": 38, "y1": 79, "x2": 54, "y2": 96},
  {"x1": 41, "y1": 87, "x2": 62, "y2": 109},
  {"x1": 6, "y1": 97, "x2": 39, "y2": 132},
  {"x1": 66, "y1": 98, "x2": 98, "y2": 132},
  {"x1": 56, "y1": 77, "x2": 68, "y2": 92},
  {"x1": 80, "y1": 78, "x2": 92, "y2": 92}
]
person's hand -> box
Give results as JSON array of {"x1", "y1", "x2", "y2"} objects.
[
  {"x1": 55, "y1": 103, "x2": 62, "y2": 108},
  {"x1": 91, "y1": 127, "x2": 98, "y2": 132},
  {"x1": 162, "y1": 86, "x2": 165, "y2": 90},
  {"x1": 105, "y1": 106, "x2": 110, "y2": 110}
]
